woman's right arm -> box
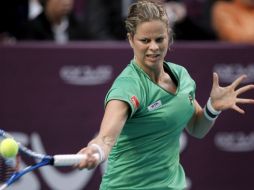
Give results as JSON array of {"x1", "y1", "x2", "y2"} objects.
[{"x1": 76, "y1": 100, "x2": 129, "y2": 169}]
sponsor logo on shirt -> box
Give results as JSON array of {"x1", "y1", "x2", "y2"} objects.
[
  {"x1": 148, "y1": 100, "x2": 162, "y2": 111},
  {"x1": 189, "y1": 94, "x2": 194, "y2": 105},
  {"x1": 130, "y1": 96, "x2": 140, "y2": 109}
]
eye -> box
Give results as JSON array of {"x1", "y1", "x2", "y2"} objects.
[
  {"x1": 140, "y1": 39, "x2": 150, "y2": 44},
  {"x1": 156, "y1": 37, "x2": 164, "y2": 43}
]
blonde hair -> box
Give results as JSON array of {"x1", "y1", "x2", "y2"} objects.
[{"x1": 125, "y1": 0, "x2": 172, "y2": 38}]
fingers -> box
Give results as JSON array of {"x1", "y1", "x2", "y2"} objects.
[
  {"x1": 80, "y1": 153, "x2": 98, "y2": 170},
  {"x1": 74, "y1": 147, "x2": 99, "y2": 170},
  {"x1": 212, "y1": 72, "x2": 219, "y2": 89},
  {"x1": 235, "y1": 83, "x2": 254, "y2": 105},
  {"x1": 230, "y1": 97, "x2": 254, "y2": 114},
  {"x1": 236, "y1": 84, "x2": 254, "y2": 95},
  {"x1": 231, "y1": 74, "x2": 247, "y2": 89},
  {"x1": 232, "y1": 104, "x2": 245, "y2": 114},
  {"x1": 211, "y1": 73, "x2": 253, "y2": 114},
  {"x1": 236, "y1": 98, "x2": 254, "y2": 104},
  {"x1": 231, "y1": 97, "x2": 254, "y2": 114}
]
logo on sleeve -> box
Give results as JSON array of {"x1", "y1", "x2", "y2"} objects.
[{"x1": 130, "y1": 96, "x2": 140, "y2": 109}]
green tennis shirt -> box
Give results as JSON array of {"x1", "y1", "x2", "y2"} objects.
[{"x1": 100, "y1": 60, "x2": 196, "y2": 190}]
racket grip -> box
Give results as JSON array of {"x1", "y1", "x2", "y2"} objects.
[{"x1": 53, "y1": 153, "x2": 99, "y2": 166}]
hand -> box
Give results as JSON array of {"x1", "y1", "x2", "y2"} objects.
[
  {"x1": 75, "y1": 146, "x2": 100, "y2": 170},
  {"x1": 210, "y1": 72, "x2": 254, "y2": 113}
]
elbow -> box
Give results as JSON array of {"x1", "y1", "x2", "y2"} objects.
[{"x1": 187, "y1": 128, "x2": 208, "y2": 139}]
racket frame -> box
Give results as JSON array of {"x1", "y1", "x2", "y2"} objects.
[{"x1": 0, "y1": 129, "x2": 97, "y2": 189}]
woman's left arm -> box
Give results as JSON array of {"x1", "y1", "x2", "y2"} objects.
[{"x1": 186, "y1": 73, "x2": 254, "y2": 138}]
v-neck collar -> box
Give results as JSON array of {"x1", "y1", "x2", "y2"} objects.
[{"x1": 131, "y1": 60, "x2": 180, "y2": 95}]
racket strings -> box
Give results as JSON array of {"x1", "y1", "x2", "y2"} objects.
[{"x1": 0, "y1": 156, "x2": 19, "y2": 183}]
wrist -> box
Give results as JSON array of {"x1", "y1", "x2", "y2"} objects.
[
  {"x1": 89, "y1": 143, "x2": 106, "y2": 163},
  {"x1": 204, "y1": 97, "x2": 222, "y2": 121}
]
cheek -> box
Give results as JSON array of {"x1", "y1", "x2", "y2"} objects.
[
  {"x1": 161, "y1": 42, "x2": 169, "y2": 53},
  {"x1": 162, "y1": 47, "x2": 168, "y2": 55},
  {"x1": 133, "y1": 48, "x2": 146, "y2": 62},
  {"x1": 134, "y1": 45, "x2": 146, "y2": 55}
]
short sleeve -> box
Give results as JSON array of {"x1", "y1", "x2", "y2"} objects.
[
  {"x1": 105, "y1": 77, "x2": 143, "y2": 118},
  {"x1": 181, "y1": 66, "x2": 196, "y2": 99}
]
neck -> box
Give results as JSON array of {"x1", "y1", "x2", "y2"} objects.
[
  {"x1": 148, "y1": 68, "x2": 165, "y2": 83},
  {"x1": 134, "y1": 58, "x2": 165, "y2": 83}
]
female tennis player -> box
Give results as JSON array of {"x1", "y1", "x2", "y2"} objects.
[{"x1": 76, "y1": 0, "x2": 254, "y2": 189}]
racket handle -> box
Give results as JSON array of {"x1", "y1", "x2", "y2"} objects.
[
  {"x1": 0, "y1": 184, "x2": 8, "y2": 190},
  {"x1": 53, "y1": 153, "x2": 99, "y2": 166}
]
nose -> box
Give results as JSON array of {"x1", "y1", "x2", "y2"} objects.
[{"x1": 149, "y1": 41, "x2": 159, "y2": 51}]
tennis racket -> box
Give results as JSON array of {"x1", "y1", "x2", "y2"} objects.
[{"x1": 0, "y1": 129, "x2": 99, "y2": 190}]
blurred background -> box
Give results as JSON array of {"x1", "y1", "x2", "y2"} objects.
[{"x1": 1, "y1": 0, "x2": 254, "y2": 189}]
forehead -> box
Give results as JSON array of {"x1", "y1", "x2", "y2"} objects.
[{"x1": 135, "y1": 20, "x2": 168, "y2": 37}]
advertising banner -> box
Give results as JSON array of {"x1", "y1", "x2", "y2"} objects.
[{"x1": 0, "y1": 42, "x2": 254, "y2": 190}]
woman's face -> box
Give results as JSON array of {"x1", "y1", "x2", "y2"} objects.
[{"x1": 128, "y1": 20, "x2": 169, "y2": 71}]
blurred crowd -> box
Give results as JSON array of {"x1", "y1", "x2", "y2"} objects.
[{"x1": 1, "y1": 0, "x2": 254, "y2": 44}]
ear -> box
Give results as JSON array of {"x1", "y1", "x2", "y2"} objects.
[
  {"x1": 127, "y1": 33, "x2": 134, "y2": 49},
  {"x1": 168, "y1": 28, "x2": 174, "y2": 48}
]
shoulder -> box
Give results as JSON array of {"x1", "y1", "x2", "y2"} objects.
[
  {"x1": 164, "y1": 61, "x2": 195, "y2": 86},
  {"x1": 119, "y1": 63, "x2": 140, "y2": 76},
  {"x1": 105, "y1": 64, "x2": 144, "y2": 116},
  {"x1": 164, "y1": 61, "x2": 189, "y2": 75},
  {"x1": 112, "y1": 75, "x2": 141, "y2": 91},
  {"x1": 107, "y1": 62, "x2": 144, "y2": 97},
  {"x1": 114, "y1": 63, "x2": 142, "y2": 83}
]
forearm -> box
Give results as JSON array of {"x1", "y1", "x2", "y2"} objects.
[
  {"x1": 86, "y1": 100, "x2": 129, "y2": 162},
  {"x1": 187, "y1": 112, "x2": 215, "y2": 139},
  {"x1": 186, "y1": 98, "x2": 221, "y2": 139}
]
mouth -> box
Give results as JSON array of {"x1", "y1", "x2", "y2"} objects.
[{"x1": 146, "y1": 54, "x2": 160, "y2": 61}]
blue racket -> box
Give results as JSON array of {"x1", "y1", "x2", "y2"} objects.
[{"x1": 0, "y1": 129, "x2": 99, "y2": 190}]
